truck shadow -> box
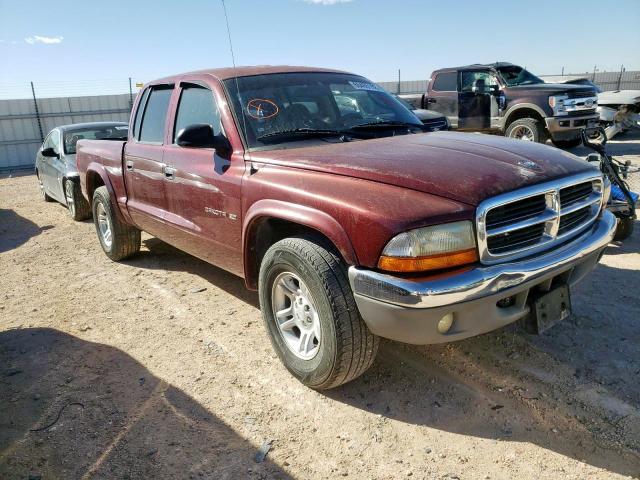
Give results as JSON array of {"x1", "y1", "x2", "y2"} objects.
[
  {"x1": 328, "y1": 256, "x2": 640, "y2": 477},
  {"x1": 117, "y1": 236, "x2": 639, "y2": 476},
  {"x1": 124, "y1": 237, "x2": 260, "y2": 308},
  {"x1": 0, "y1": 209, "x2": 53, "y2": 253},
  {"x1": 0, "y1": 328, "x2": 292, "y2": 480}
]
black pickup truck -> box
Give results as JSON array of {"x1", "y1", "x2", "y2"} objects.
[{"x1": 417, "y1": 62, "x2": 599, "y2": 148}]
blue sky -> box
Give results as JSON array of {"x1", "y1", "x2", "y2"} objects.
[{"x1": 1, "y1": 0, "x2": 639, "y2": 98}]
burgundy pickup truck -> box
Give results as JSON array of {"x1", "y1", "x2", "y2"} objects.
[{"x1": 76, "y1": 66, "x2": 616, "y2": 389}]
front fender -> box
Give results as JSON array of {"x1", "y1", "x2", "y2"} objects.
[{"x1": 242, "y1": 199, "x2": 358, "y2": 287}]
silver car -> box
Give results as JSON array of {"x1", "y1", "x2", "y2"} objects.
[{"x1": 36, "y1": 122, "x2": 128, "y2": 220}]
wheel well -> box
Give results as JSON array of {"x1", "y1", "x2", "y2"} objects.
[
  {"x1": 244, "y1": 217, "x2": 343, "y2": 290},
  {"x1": 86, "y1": 171, "x2": 105, "y2": 201},
  {"x1": 505, "y1": 108, "x2": 545, "y2": 129}
]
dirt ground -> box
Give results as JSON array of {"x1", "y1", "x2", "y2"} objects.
[{"x1": 1, "y1": 133, "x2": 639, "y2": 479}]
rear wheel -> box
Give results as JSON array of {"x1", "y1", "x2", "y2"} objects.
[
  {"x1": 551, "y1": 138, "x2": 582, "y2": 149},
  {"x1": 505, "y1": 118, "x2": 547, "y2": 143},
  {"x1": 64, "y1": 179, "x2": 91, "y2": 221},
  {"x1": 92, "y1": 186, "x2": 140, "y2": 260},
  {"x1": 258, "y1": 236, "x2": 379, "y2": 390}
]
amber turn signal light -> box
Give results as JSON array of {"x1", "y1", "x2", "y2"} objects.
[{"x1": 378, "y1": 248, "x2": 479, "y2": 273}]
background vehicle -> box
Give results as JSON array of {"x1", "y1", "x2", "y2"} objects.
[
  {"x1": 76, "y1": 66, "x2": 615, "y2": 390},
  {"x1": 394, "y1": 94, "x2": 449, "y2": 131},
  {"x1": 544, "y1": 75, "x2": 640, "y2": 140},
  {"x1": 420, "y1": 62, "x2": 599, "y2": 147},
  {"x1": 35, "y1": 122, "x2": 128, "y2": 220},
  {"x1": 582, "y1": 127, "x2": 639, "y2": 240}
]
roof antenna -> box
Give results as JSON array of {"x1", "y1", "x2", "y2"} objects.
[{"x1": 220, "y1": 0, "x2": 251, "y2": 160}]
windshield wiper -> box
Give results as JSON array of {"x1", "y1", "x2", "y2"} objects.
[
  {"x1": 257, "y1": 128, "x2": 349, "y2": 143},
  {"x1": 348, "y1": 121, "x2": 423, "y2": 131}
]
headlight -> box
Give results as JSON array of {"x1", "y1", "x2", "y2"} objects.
[
  {"x1": 378, "y1": 220, "x2": 478, "y2": 273},
  {"x1": 549, "y1": 95, "x2": 568, "y2": 116}
]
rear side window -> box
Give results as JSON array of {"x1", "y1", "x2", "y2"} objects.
[
  {"x1": 139, "y1": 86, "x2": 173, "y2": 143},
  {"x1": 432, "y1": 72, "x2": 457, "y2": 92},
  {"x1": 132, "y1": 88, "x2": 150, "y2": 140},
  {"x1": 173, "y1": 85, "x2": 222, "y2": 142}
]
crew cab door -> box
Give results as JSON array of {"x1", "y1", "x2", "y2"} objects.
[
  {"x1": 161, "y1": 81, "x2": 243, "y2": 276},
  {"x1": 458, "y1": 70, "x2": 500, "y2": 131},
  {"x1": 425, "y1": 71, "x2": 458, "y2": 127},
  {"x1": 123, "y1": 84, "x2": 173, "y2": 236}
]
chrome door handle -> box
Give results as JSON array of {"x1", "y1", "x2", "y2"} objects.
[
  {"x1": 125, "y1": 160, "x2": 134, "y2": 171},
  {"x1": 163, "y1": 165, "x2": 177, "y2": 179}
]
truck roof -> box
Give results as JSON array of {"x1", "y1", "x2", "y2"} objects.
[
  {"x1": 149, "y1": 65, "x2": 351, "y2": 84},
  {"x1": 433, "y1": 62, "x2": 517, "y2": 73}
]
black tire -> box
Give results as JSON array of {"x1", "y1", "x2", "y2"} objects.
[
  {"x1": 614, "y1": 216, "x2": 635, "y2": 241},
  {"x1": 551, "y1": 138, "x2": 582, "y2": 149},
  {"x1": 92, "y1": 186, "x2": 141, "y2": 261},
  {"x1": 258, "y1": 236, "x2": 379, "y2": 390},
  {"x1": 505, "y1": 118, "x2": 547, "y2": 143},
  {"x1": 37, "y1": 173, "x2": 54, "y2": 202},
  {"x1": 64, "y1": 178, "x2": 91, "y2": 221}
]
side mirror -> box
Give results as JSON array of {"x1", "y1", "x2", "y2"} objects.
[
  {"x1": 41, "y1": 147, "x2": 59, "y2": 158},
  {"x1": 176, "y1": 124, "x2": 232, "y2": 158}
]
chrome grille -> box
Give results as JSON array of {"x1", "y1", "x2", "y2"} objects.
[
  {"x1": 422, "y1": 118, "x2": 448, "y2": 132},
  {"x1": 476, "y1": 173, "x2": 603, "y2": 264}
]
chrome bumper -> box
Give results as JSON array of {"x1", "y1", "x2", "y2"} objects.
[{"x1": 348, "y1": 211, "x2": 616, "y2": 344}]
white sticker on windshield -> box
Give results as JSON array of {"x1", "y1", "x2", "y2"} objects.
[{"x1": 348, "y1": 81, "x2": 385, "y2": 92}]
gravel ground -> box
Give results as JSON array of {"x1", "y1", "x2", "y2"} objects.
[{"x1": 1, "y1": 132, "x2": 639, "y2": 479}]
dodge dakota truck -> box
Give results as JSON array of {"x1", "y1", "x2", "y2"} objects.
[
  {"x1": 420, "y1": 62, "x2": 600, "y2": 148},
  {"x1": 76, "y1": 66, "x2": 616, "y2": 389}
]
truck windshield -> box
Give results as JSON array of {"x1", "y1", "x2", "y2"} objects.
[
  {"x1": 63, "y1": 125, "x2": 128, "y2": 154},
  {"x1": 495, "y1": 66, "x2": 544, "y2": 87},
  {"x1": 223, "y1": 72, "x2": 423, "y2": 149}
]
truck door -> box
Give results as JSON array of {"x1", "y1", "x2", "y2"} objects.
[
  {"x1": 458, "y1": 70, "x2": 499, "y2": 131},
  {"x1": 123, "y1": 85, "x2": 173, "y2": 236},
  {"x1": 425, "y1": 71, "x2": 458, "y2": 127},
  {"x1": 161, "y1": 81, "x2": 243, "y2": 277}
]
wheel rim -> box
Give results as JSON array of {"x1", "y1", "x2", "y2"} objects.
[
  {"x1": 271, "y1": 272, "x2": 321, "y2": 360},
  {"x1": 510, "y1": 125, "x2": 535, "y2": 141},
  {"x1": 65, "y1": 181, "x2": 75, "y2": 217},
  {"x1": 96, "y1": 202, "x2": 113, "y2": 248}
]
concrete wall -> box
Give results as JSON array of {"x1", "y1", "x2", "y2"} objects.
[{"x1": 0, "y1": 93, "x2": 132, "y2": 171}]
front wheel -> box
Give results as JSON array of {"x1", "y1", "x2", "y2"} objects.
[
  {"x1": 505, "y1": 118, "x2": 547, "y2": 143},
  {"x1": 64, "y1": 179, "x2": 91, "y2": 221},
  {"x1": 258, "y1": 237, "x2": 379, "y2": 390},
  {"x1": 614, "y1": 216, "x2": 635, "y2": 241},
  {"x1": 92, "y1": 186, "x2": 141, "y2": 261},
  {"x1": 38, "y1": 174, "x2": 54, "y2": 202}
]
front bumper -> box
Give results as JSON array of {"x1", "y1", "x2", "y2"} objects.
[
  {"x1": 545, "y1": 113, "x2": 599, "y2": 140},
  {"x1": 348, "y1": 210, "x2": 616, "y2": 344}
]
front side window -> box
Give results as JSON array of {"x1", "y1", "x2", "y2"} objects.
[
  {"x1": 139, "y1": 86, "x2": 173, "y2": 143},
  {"x1": 224, "y1": 72, "x2": 422, "y2": 149},
  {"x1": 496, "y1": 66, "x2": 543, "y2": 87},
  {"x1": 432, "y1": 72, "x2": 457, "y2": 91},
  {"x1": 173, "y1": 85, "x2": 222, "y2": 142},
  {"x1": 460, "y1": 71, "x2": 499, "y2": 92}
]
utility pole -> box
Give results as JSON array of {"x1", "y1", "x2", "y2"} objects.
[
  {"x1": 30, "y1": 82, "x2": 44, "y2": 143},
  {"x1": 397, "y1": 69, "x2": 401, "y2": 94},
  {"x1": 617, "y1": 65, "x2": 624, "y2": 90},
  {"x1": 561, "y1": 66, "x2": 564, "y2": 76},
  {"x1": 128, "y1": 77, "x2": 134, "y2": 110}
]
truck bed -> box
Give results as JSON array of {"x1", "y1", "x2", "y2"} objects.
[{"x1": 76, "y1": 139, "x2": 127, "y2": 207}]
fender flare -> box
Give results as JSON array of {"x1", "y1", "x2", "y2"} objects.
[
  {"x1": 242, "y1": 199, "x2": 358, "y2": 288},
  {"x1": 501, "y1": 103, "x2": 548, "y2": 130},
  {"x1": 84, "y1": 163, "x2": 130, "y2": 223}
]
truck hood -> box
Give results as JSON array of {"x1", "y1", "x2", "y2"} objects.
[{"x1": 250, "y1": 132, "x2": 598, "y2": 206}]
